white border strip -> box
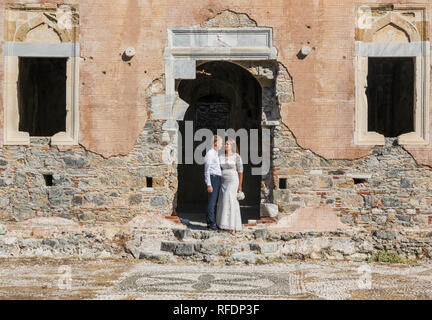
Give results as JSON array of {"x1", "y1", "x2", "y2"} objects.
[
  {"x1": 3, "y1": 42, "x2": 80, "y2": 57},
  {"x1": 355, "y1": 41, "x2": 430, "y2": 57}
]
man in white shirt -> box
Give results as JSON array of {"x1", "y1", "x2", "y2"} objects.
[{"x1": 204, "y1": 135, "x2": 223, "y2": 230}]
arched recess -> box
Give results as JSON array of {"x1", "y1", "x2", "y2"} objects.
[
  {"x1": 176, "y1": 61, "x2": 263, "y2": 223},
  {"x1": 15, "y1": 15, "x2": 71, "y2": 43},
  {"x1": 363, "y1": 12, "x2": 420, "y2": 43}
]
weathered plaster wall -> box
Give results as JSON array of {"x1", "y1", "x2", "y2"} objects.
[
  {"x1": 0, "y1": 0, "x2": 430, "y2": 162},
  {"x1": 0, "y1": 1, "x2": 432, "y2": 231}
]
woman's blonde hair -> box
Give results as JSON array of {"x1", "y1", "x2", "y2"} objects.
[{"x1": 225, "y1": 138, "x2": 239, "y2": 154}]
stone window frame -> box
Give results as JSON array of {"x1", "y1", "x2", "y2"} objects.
[
  {"x1": 3, "y1": 8, "x2": 80, "y2": 146},
  {"x1": 354, "y1": 6, "x2": 430, "y2": 146}
]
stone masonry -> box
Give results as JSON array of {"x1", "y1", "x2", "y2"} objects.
[
  {"x1": 0, "y1": 120, "x2": 176, "y2": 223},
  {"x1": 0, "y1": 2, "x2": 431, "y2": 261},
  {"x1": 273, "y1": 127, "x2": 432, "y2": 230}
]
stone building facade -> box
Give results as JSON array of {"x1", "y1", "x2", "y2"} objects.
[{"x1": 0, "y1": 1, "x2": 432, "y2": 235}]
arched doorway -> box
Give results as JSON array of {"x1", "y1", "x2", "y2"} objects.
[{"x1": 176, "y1": 61, "x2": 262, "y2": 224}]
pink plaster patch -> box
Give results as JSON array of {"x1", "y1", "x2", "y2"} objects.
[{"x1": 268, "y1": 206, "x2": 349, "y2": 232}]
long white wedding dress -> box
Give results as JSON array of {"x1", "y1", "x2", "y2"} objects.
[{"x1": 216, "y1": 153, "x2": 243, "y2": 231}]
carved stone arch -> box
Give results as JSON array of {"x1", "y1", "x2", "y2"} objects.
[
  {"x1": 196, "y1": 60, "x2": 264, "y2": 88},
  {"x1": 177, "y1": 60, "x2": 262, "y2": 123},
  {"x1": 15, "y1": 15, "x2": 71, "y2": 42},
  {"x1": 364, "y1": 12, "x2": 420, "y2": 42}
]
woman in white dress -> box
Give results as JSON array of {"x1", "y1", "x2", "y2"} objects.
[{"x1": 216, "y1": 139, "x2": 243, "y2": 232}]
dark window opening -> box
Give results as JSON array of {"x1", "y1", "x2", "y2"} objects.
[
  {"x1": 43, "y1": 174, "x2": 54, "y2": 186},
  {"x1": 18, "y1": 57, "x2": 67, "y2": 136},
  {"x1": 279, "y1": 178, "x2": 287, "y2": 189},
  {"x1": 146, "y1": 177, "x2": 153, "y2": 188},
  {"x1": 366, "y1": 57, "x2": 414, "y2": 138},
  {"x1": 353, "y1": 178, "x2": 367, "y2": 185}
]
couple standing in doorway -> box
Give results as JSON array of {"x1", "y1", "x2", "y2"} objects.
[{"x1": 205, "y1": 135, "x2": 244, "y2": 232}]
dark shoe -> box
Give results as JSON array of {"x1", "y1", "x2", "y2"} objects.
[{"x1": 209, "y1": 225, "x2": 218, "y2": 231}]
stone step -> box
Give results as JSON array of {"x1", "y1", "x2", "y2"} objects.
[
  {"x1": 1, "y1": 223, "x2": 432, "y2": 263},
  {"x1": 121, "y1": 228, "x2": 432, "y2": 264}
]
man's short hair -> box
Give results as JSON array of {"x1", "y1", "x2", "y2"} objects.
[{"x1": 213, "y1": 135, "x2": 222, "y2": 145}]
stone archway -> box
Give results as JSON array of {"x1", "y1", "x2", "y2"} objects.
[
  {"x1": 149, "y1": 22, "x2": 291, "y2": 225},
  {"x1": 176, "y1": 61, "x2": 262, "y2": 223}
]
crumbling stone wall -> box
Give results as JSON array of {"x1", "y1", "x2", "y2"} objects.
[
  {"x1": 273, "y1": 125, "x2": 432, "y2": 229},
  {"x1": 0, "y1": 120, "x2": 176, "y2": 222}
]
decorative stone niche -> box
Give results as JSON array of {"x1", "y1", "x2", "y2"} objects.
[
  {"x1": 3, "y1": 4, "x2": 80, "y2": 146},
  {"x1": 354, "y1": 4, "x2": 430, "y2": 146}
]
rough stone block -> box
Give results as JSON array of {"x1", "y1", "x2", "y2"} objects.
[
  {"x1": 139, "y1": 251, "x2": 170, "y2": 261},
  {"x1": 72, "y1": 196, "x2": 83, "y2": 206},
  {"x1": 150, "y1": 196, "x2": 167, "y2": 206},
  {"x1": 78, "y1": 212, "x2": 96, "y2": 221},
  {"x1": 231, "y1": 252, "x2": 257, "y2": 264},
  {"x1": 160, "y1": 241, "x2": 177, "y2": 253},
  {"x1": 129, "y1": 194, "x2": 142, "y2": 205},
  {"x1": 202, "y1": 255, "x2": 217, "y2": 264},
  {"x1": 0, "y1": 225, "x2": 7, "y2": 236},
  {"x1": 173, "y1": 229, "x2": 192, "y2": 241},
  {"x1": 358, "y1": 240, "x2": 374, "y2": 253},
  {"x1": 373, "y1": 230, "x2": 397, "y2": 240},
  {"x1": 174, "y1": 243, "x2": 195, "y2": 256},
  {"x1": 396, "y1": 215, "x2": 411, "y2": 222},
  {"x1": 41, "y1": 239, "x2": 58, "y2": 248},
  {"x1": 349, "y1": 253, "x2": 368, "y2": 262},
  {"x1": 329, "y1": 239, "x2": 355, "y2": 255},
  {"x1": 374, "y1": 215, "x2": 387, "y2": 225},
  {"x1": 195, "y1": 243, "x2": 225, "y2": 255},
  {"x1": 253, "y1": 229, "x2": 267, "y2": 240},
  {"x1": 124, "y1": 240, "x2": 141, "y2": 259},
  {"x1": 249, "y1": 242, "x2": 279, "y2": 254}
]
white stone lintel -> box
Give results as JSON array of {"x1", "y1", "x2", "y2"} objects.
[
  {"x1": 168, "y1": 47, "x2": 277, "y2": 60},
  {"x1": 309, "y1": 170, "x2": 323, "y2": 175},
  {"x1": 347, "y1": 173, "x2": 372, "y2": 179},
  {"x1": 168, "y1": 27, "x2": 274, "y2": 49},
  {"x1": 261, "y1": 120, "x2": 280, "y2": 127},
  {"x1": 3, "y1": 42, "x2": 80, "y2": 57},
  {"x1": 355, "y1": 41, "x2": 430, "y2": 57}
]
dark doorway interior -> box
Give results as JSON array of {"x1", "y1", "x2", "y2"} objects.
[
  {"x1": 176, "y1": 61, "x2": 262, "y2": 225},
  {"x1": 366, "y1": 57, "x2": 414, "y2": 137},
  {"x1": 18, "y1": 57, "x2": 67, "y2": 137}
]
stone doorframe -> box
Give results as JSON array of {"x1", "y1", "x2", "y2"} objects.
[{"x1": 150, "y1": 26, "x2": 280, "y2": 218}]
